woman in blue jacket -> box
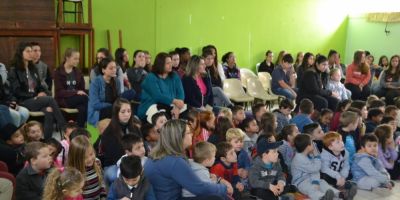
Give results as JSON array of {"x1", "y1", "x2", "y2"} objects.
[
  {"x1": 88, "y1": 57, "x2": 121, "y2": 126},
  {"x1": 144, "y1": 119, "x2": 227, "y2": 200},
  {"x1": 138, "y1": 52, "x2": 185, "y2": 120},
  {"x1": 182, "y1": 55, "x2": 213, "y2": 109}
]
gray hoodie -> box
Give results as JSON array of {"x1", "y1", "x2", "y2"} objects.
[
  {"x1": 249, "y1": 157, "x2": 285, "y2": 189},
  {"x1": 351, "y1": 152, "x2": 390, "y2": 185},
  {"x1": 291, "y1": 153, "x2": 321, "y2": 186},
  {"x1": 320, "y1": 148, "x2": 350, "y2": 180},
  {"x1": 182, "y1": 160, "x2": 214, "y2": 197}
]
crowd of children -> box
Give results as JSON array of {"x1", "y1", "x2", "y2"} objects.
[{"x1": 2, "y1": 46, "x2": 400, "y2": 200}]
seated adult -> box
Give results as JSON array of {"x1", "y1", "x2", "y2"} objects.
[
  {"x1": 0, "y1": 73, "x2": 29, "y2": 127},
  {"x1": 54, "y1": 48, "x2": 88, "y2": 127},
  {"x1": 257, "y1": 50, "x2": 275, "y2": 74},
  {"x1": 126, "y1": 50, "x2": 147, "y2": 101},
  {"x1": 175, "y1": 47, "x2": 191, "y2": 78},
  {"x1": 182, "y1": 55, "x2": 213, "y2": 110},
  {"x1": 296, "y1": 52, "x2": 314, "y2": 88},
  {"x1": 222, "y1": 52, "x2": 240, "y2": 79},
  {"x1": 144, "y1": 119, "x2": 227, "y2": 200},
  {"x1": 202, "y1": 50, "x2": 233, "y2": 107},
  {"x1": 90, "y1": 48, "x2": 113, "y2": 82},
  {"x1": 345, "y1": 50, "x2": 371, "y2": 101},
  {"x1": 377, "y1": 55, "x2": 400, "y2": 105},
  {"x1": 298, "y1": 55, "x2": 339, "y2": 111},
  {"x1": 8, "y1": 42, "x2": 66, "y2": 139},
  {"x1": 137, "y1": 52, "x2": 185, "y2": 120},
  {"x1": 88, "y1": 57, "x2": 121, "y2": 126},
  {"x1": 31, "y1": 42, "x2": 52, "y2": 92},
  {"x1": 271, "y1": 54, "x2": 297, "y2": 101}
]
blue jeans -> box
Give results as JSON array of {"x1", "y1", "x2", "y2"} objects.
[
  {"x1": 104, "y1": 164, "x2": 118, "y2": 187},
  {"x1": 272, "y1": 87, "x2": 295, "y2": 101},
  {"x1": 9, "y1": 106, "x2": 29, "y2": 127},
  {"x1": 0, "y1": 105, "x2": 13, "y2": 128}
]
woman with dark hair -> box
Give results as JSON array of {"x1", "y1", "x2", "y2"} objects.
[
  {"x1": 345, "y1": 50, "x2": 371, "y2": 100},
  {"x1": 257, "y1": 50, "x2": 275, "y2": 74},
  {"x1": 90, "y1": 48, "x2": 113, "y2": 81},
  {"x1": 145, "y1": 119, "x2": 228, "y2": 200},
  {"x1": 203, "y1": 45, "x2": 225, "y2": 81},
  {"x1": 126, "y1": 50, "x2": 147, "y2": 101},
  {"x1": 114, "y1": 48, "x2": 129, "y2": 73},
  {"x1": 298, "y1": 55, "x2": 339, "y2": 111},
  {"x1": 175, "y1": 47, "x2": 191, "y2": 77},
  {"x1": 222, "y1": 52, "x2": 240, "y2": 79},
  {"x1": 296, "y1": 52, "x2": 314, "y2": 88},
  {"x1": 101, "y1": 98, "x2": 141, "y2": 184},
  {"x1": 7, "y1": 42, "x2": 66, "y2": 139},
  {"x1": 54, "y1": 48, "x2": 88, "y2": 127},
  {"x1": 202, "y1": 50, "x2": 233, "y2": 107},
  {"x1": 88, "y1": 57, "x2": 121, "y2": 126},
  {"x1": 378, "y1": 55, "x2": 400, "y2": 105},
  {"x1": 138, "y1": 52, "x2": 185, "y2": 120},
  {"x1": 182, "y1": 55, "x2": 213, "y2": 109}
]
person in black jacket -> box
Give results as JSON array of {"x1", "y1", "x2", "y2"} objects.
[
  {"x1": 298, "y1": 55, "x2": 339, "y2": 111},
  {"x1": 7, "y1": 42, "x2": 65, "y2": 139},
  {"x1": 126, "y1": 50, "x2": 147, "y2": 101},
  {"x1": 257, "y1": 50, "x2": 275, "y2": 74},
  {"x1": 182, "y1": 55, "x2": 213, "y2": 109}
]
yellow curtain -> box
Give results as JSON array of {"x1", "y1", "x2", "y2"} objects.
[{"x1": 367, "y1": 12, "x2": 400, "y2": 22}]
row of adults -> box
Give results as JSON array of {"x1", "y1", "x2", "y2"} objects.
[{"x1": 267, "y1": 50, "x2": 400, "y2": 112}]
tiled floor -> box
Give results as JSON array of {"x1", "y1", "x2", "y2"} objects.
[{"x1": 354, "y1": 181, "x2": 400, "y2": 200}]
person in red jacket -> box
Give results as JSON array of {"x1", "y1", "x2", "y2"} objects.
[{"x1": 345, "y1": 50, "x2": 371, "y2": 101}]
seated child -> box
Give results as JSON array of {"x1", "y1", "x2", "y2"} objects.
[
  {"x1": 326, "y1": 68, "x2": 350, "y2": 101},
  {"x1": 106, "y1": 134, "x2": 148, "y2": 186},
  {"x1": 22, "y1": 121, "x2": 44, "y2": 143},
  {"x1": 303, "y1": 123, "x2": 325, "y2": 153},
  {"x1": 351, "y1": 135, "x2": 394, "y2": 191},
  {"x1": 291, "y1": 134, "x2": 339, "y2": 200},
  {"x1": 232, "y1": 105, "x2": 246, "y2": 128},
  {"x1": 318, "y1": 109, "x2": 333, "y2": 133},
  {"x1": 182, "y1": 141, "x2": 233, "y2": 198},
  {"x1": 226, "y1": 128, "x2": 251, "y2": 191},
  {"x1": 252, "y1": 103, "x2": 268, "y2": 126},
  {"x1": 273, "y1": 99, "x2": 294, "y2": 134},
  {"x1": 290, "y1": 98, "x2": 314, "y2": 132},
  {"x1": 45, "y1": 138, "x2": 63, "y2": 168},
  {"x1": 57, "y1": 122, "x2": 78, "y2": 165},
  {"x1": 142, "y1": 123, "x2": 159, "y2": 153},
  {"x1": 384, "y1": 105, "x2": 399, "y2": 119},
  {"x1": 43, "y1": 167, "x2": 84, "y2": 200},
  {"x1": 239, "y1": 117, "x2": 259, "y2": 156},
  {"x1": 208, "y1": 116, "x2": 233, "y2": 145},
  {"x1": 277, "y1": 124, "x2": 299, "y2": 170},
  {"x1": 365, "y1": 108, "x2": 384, "y2": 134},
  {"x1": 151, "y1": 110, "x2": 168, "y2": 132},
  {"x1": 374, "y1": 125, "x2": 400, "y2": 180},
  {"x1": 337, "y1": 111, "x2": 360, "y2": 163},
  {"x1": 366, "y1": 95, "x2": 379, "y2": 109},
  {"x1": 218, "y1": 107, "x2": 233, "y2": 123},
  {"x1": 368, "y1": 100, "x2": 385, "y2": 113},
  {"x1": 108, "y1": 155, "x2": 156, "y2": 200},
  {"x1": 320, "y1": 132, "x2": 357, "y2": 199},
  {"x1": 211, "y1": 142, "x2": 244, "y2": 199},
  {"x1": 16, "y1": 142, "x2": 52, "y2": 200},
  {"x1": 0, "y1": 123, "x2": 25, "y2": 175},
  {"x1": 249, "y1": 138, "x2": 294, "y2": 200},
  {"x1": 330, "y1": 99, "x2": 352, "y2": 132}
]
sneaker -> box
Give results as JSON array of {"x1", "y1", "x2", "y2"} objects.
[
  {"x1": 340, "y1": 181, "x2": 357, "y2": 200},
  {"x1": 321, "y1": 189, "x2": 334, "y2": 200}
]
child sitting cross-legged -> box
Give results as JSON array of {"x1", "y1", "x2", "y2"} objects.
[
  {"x1": 291, "y1": 134, "x2": 339, "y2": 200},
  {"x1": 108, "y1": 155, "x2": 156, "y2": 200},
  {"x1": 351, "y1": 134, "x2": 394, "y2": 192},
  {"x1": 320, "y1": 132, "x2": 357, "y2": 200},
  {"x1": 182, "y1": 141, "x2": 234, "y2": 198},
  {"x1": 303, "y1": 123, "x2": 325, "y2": 154},
  {"x1": 249, "y1": 137, "x2": 294, "y2": 200},
  {"x1": 211, "y1": 142, "x2": 243, "y2": 199}
]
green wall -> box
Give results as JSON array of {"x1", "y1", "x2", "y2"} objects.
[
  {"x1": 345, "y1": 14, "x2": 400, "y2": 64},
  {"x1": 63, "y1": 0, "x2": 349, "y2": 69}
]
